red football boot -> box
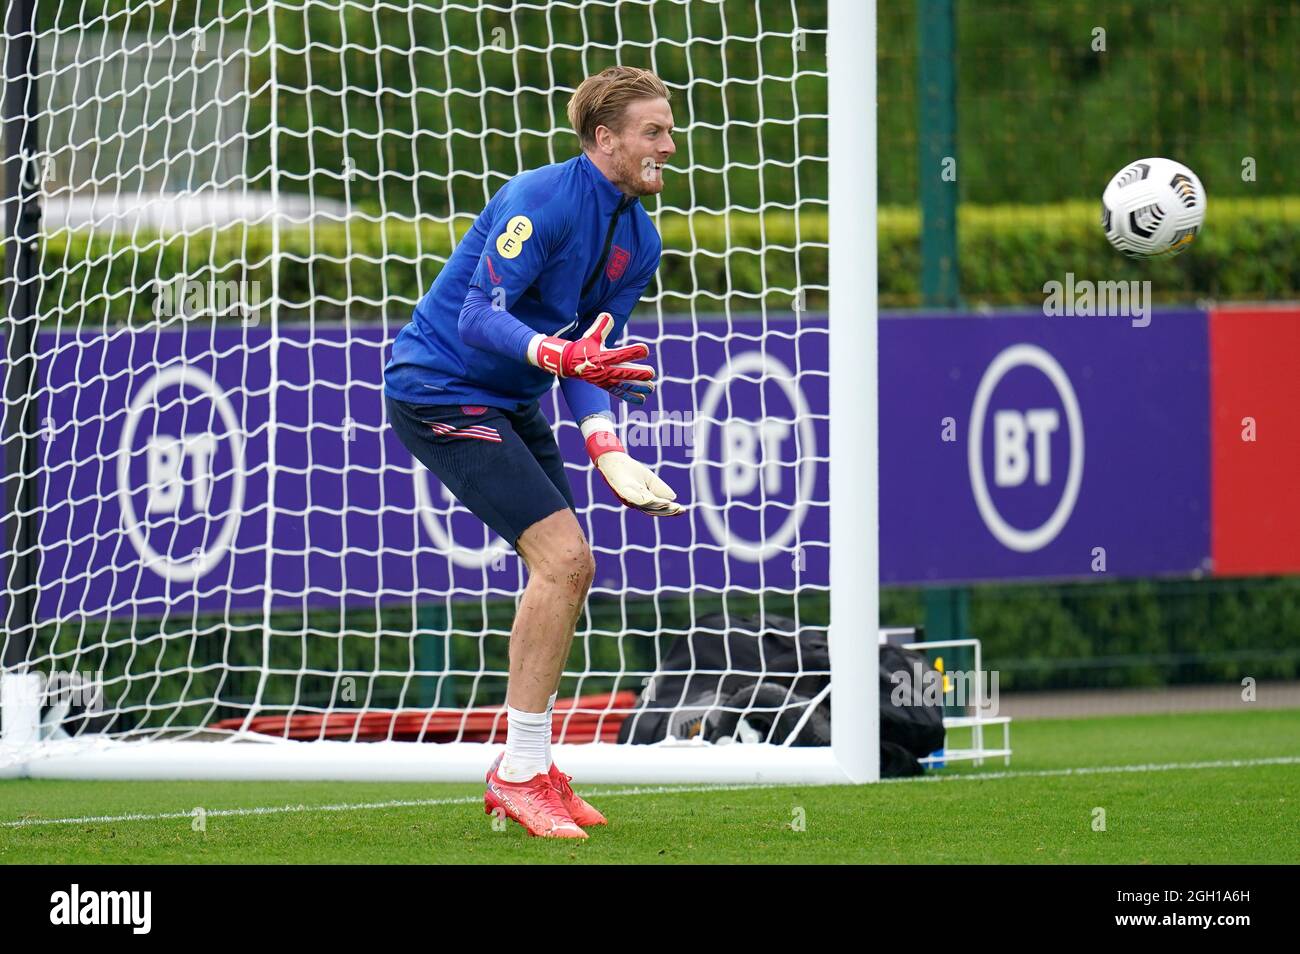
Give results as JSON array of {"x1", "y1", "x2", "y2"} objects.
[
  {"x1": 484, "y1": 760, "x2": 587, "y2": 839},
  {"x1": 486, "y1": 753, "x2": 608, "y2": 830},
  {"x1": 548, "y1": 763, "x2": 608, "y2": 827}
]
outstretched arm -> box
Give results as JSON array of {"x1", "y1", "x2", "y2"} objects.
[
  {"x1": 458, "y1": 285, "x2": 538, "y2": 362},
  {"x1": 457, "y1": 206, "x2": 656, "y2": 401},
  {"x1": 558, "y1": 262, "x2": 682, "y2": 517},
  {"x1": 557, "y1": 254, "x2": 661, "y2": 408}
]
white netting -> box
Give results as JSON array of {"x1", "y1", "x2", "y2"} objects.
[{"x1": 1, "y1": 0, "x2": 833, "y2": 761}]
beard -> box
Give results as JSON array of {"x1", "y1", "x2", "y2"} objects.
[{"x1": 614, "y1": 149, "x2": 664, "y2": 196}]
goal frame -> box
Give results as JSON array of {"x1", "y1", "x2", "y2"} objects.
[{"x1": 0, "y1": 0, "x2": 879, "y2": 785}]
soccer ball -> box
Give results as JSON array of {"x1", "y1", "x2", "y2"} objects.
[{"x1": 1100, "y1": 157, "x2": 1206, "y2": 258}]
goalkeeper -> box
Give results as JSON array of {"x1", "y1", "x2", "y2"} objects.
[{"x1": 384, "y1": 66, "x2": 681, "y2": 838}]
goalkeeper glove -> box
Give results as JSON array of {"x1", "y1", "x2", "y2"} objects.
[
  {"x1": 604, "y1": 379, "x2": 655, "y2": 406},
  {"x1": 528, "y1": 313, "x2": 655, "y2": 397},
  {"x1": 582, "y1": 417, "x2": 684, "y2": 517}
]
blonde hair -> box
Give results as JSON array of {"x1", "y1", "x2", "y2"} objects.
[{"x1": 567, "y1": 66, "x2": 670, "y2": 149}]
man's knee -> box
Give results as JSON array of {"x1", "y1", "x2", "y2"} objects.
[
  {"x1": 539, "y1": 537, "x2": 593, "y2": 597},
  {"x1": 519, "y1": 512, "x2": 595, "y2": 596},
  {"x1": 559, "y1": 543, "x2": 596, "y2": 597}
]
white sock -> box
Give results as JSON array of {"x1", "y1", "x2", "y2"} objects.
[
  {"x1": 545, "y1": 691, "x2": 557, "y2": 769},
  {"x1": 499, "y1": 705, "x2": 550, "y2": 782}
]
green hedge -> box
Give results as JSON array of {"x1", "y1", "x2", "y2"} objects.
[
  {"x1": 41, "y1": 576, "x2": 1300, "y2": 723},
  {"x1": 962, "y1": 578, "x2": 1300, "y2": 691},
  {"x1": 40, "y1": 195, "x2": 1300, "y2": 326},
  {"x1": 41, "y1": 2, "x2": 1300, "y2": 211}
]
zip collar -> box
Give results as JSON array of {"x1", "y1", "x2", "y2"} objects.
[{"x1": 577, "y1": 152, "x2": 640, "y2": 215}]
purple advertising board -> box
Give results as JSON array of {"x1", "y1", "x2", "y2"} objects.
[
  {"x1": 31, "y1": 309, "x2": 1209, "y2": 620},
  {"x1": 878, "y1": 309, "x2": 1210, "y2": 583},
  {"x1": 34, "y1": 319, "x2": 829, "y2": 619}
]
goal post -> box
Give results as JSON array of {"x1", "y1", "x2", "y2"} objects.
[
  {"x1": 0, "y1": 0, "x2": 878, "y2": 785},
  {"x1": 826, "y1": 0, "x2": 880, "y2": 785}
]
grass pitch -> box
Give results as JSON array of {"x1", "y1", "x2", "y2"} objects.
[{"x1": 1, "y1": 709, "x2": 1297, "y2": 864}]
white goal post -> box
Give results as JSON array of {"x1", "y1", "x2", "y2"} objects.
[{"x1": 0, "y1": 0, "x2": 878, "y2": 784}]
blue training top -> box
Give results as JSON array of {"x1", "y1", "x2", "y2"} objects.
[{"x1": 383, "y1": 152, "x2": 662, "y2": 420}]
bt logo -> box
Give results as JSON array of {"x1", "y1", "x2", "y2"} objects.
[
  {"x1": 117, "y1": 366, "x2": 245, "y2": 581},
  {"x1": 721, "y1": 419, "x2": 791, "y2": 496},
  {"x1": 146, "y1": 434, "x2": 219, "y2": 513},
  {"x1": 695, "y1": 351, "x2": 815, "y2": 562},
  {"x1": 968, "y1": 344, "x2": 1084, "y2": 553},
  {"x1": 992, "y1": 408, "x2": 1060, "y2": 489}
]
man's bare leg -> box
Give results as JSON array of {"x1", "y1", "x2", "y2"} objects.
[{"x1": 496, "y1": 508, "x2": 593, "y2": 781}]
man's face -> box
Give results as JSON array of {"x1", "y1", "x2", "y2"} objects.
[{"x1": 596, "y1": 97, "x2": 676, "y2": 197}]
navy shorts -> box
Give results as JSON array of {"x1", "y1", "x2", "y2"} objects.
[{"x1": 386, "y1": 394, "x2": 576, "y2": 547}]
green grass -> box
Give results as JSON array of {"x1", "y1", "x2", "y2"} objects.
[{"x1": 2, "y1": 709, "x2": 1297, "y2": 864}]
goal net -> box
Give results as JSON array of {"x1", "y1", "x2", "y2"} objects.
[{"x1": 0, "y1": 0, "x2": 877, "y2": 782}]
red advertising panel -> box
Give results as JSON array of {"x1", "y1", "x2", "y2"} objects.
[{"x1": 1210, "y1": 306, "x2": 1300, "y2": 576}]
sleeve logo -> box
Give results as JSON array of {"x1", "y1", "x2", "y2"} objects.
[{"x1": 495, "y1": 215, "x2": 534, "y2": 260}]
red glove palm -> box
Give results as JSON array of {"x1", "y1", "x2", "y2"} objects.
[{"x1": 528, "y1": 313, "x2": 655, "y2": 393}]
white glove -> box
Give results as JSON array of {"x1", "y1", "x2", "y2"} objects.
[{"x1": 581, "y1": 417, "x2": 684, "y2": 517}]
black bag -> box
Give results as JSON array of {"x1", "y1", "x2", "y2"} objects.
[
  {"x1": 618, "y1": 612, "x2": 945, "y2": 776},
  {"x1": 879, "y1": 643, "x2": 947, "y2": 758},
  {"x1": 616, "y1": 612, "x2": 827, "y2": 745}
]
